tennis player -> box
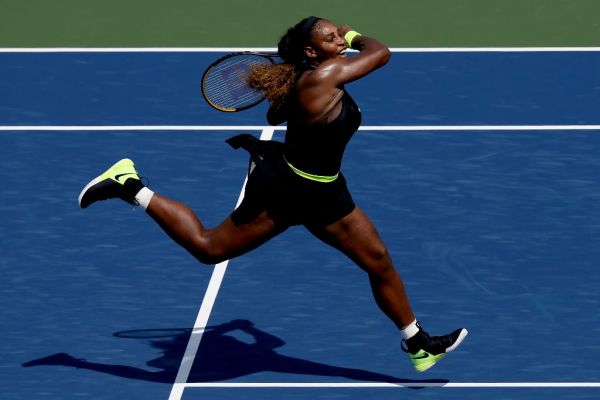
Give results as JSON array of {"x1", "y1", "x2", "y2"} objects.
[{"x1": 79, "y1": 16, "x2": 467, "y2": 372}]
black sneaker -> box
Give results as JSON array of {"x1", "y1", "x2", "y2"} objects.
[
  {"x1": 78, "y1": 158, "x2": 144, "y2": 208},
  {"x1": 402, "y1": 327, "x2": 468, "y2": 372}
]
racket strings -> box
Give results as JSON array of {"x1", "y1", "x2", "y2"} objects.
[{"x1": 202, "y1": 54, "x2": 273, "y2": 111}]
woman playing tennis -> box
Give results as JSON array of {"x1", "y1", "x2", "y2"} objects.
[{"x1": 79, "y1": 16, "x2": 467, "y2": 372}]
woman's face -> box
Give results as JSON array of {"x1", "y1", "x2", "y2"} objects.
[{"x1": 305, "y1": 19, "x2": 347, "y2": 63}]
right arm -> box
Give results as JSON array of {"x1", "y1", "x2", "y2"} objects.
[
  {"x1": 296, "y1": 28, "x2": 391, "y2": 117},
  {"x1": 327, "y1": 25, "x2": 391, "y2": 86},
  {"x1": 301, "y1": 28, "x2": 391, "y2": 92}
]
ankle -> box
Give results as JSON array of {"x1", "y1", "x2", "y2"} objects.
[
  {"x1": 122, "y1": 178, "x2": 145, "y2": 205},
  {"x1": 401, "y1": 319, "x2": 420, "y2": 340},
  {"x1": 404, "y1": 329, "x2": 428, "y2": 353},
  {"x1": 134, "y1": 187, "x2": 155, "y2": 210}
]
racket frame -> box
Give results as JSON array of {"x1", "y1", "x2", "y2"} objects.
[{"x1": 201, "y1": 51, "x2": 278, "y2": 112}]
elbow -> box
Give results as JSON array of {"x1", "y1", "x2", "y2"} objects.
[
  {"x1": 266, "y1": 108, "x2": 277, "y2": 125},
  {"x1": 266, "y1": 114, "x2": 277, "y2": 126},
  {"x1": 267, "y1": 105, "x2": 287, "y2": 125},
  {"x1": 367, "y1": 45, "x2": 391, "y2": 69},
  {"x1": 379, "y1": 47, "x2": 391, "y2": 66},
  {"x1": 267, "y1": 113, "x2": 283, "y2": 126}
]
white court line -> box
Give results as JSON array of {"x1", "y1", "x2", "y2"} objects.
[
  {"x1": 174, "y1": 382, "x2": 600, "y2": 389},
  {"x1": 1, "y1": 47, "x2": 600, "y2": 52},
  {"x1": 0, "y1": 125, "x2": 281, "y2": 131},
  {"x1": 2, "y1": 125, "x2": 600, "y2": 132},
  {"x1": 167, "y1": 127, "x2": 275, "y2": 400}
]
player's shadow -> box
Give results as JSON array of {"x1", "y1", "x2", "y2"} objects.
[{"x1": 23, "y1": 319, "x2": 447, "y2": 387}]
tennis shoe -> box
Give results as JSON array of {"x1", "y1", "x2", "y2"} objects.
[
  {"x1": 402, "y1": 327, "x2": 468, "y2": 372},
  {"x1": 78, "y1": 158, "x2": 144, "y2": 208}
]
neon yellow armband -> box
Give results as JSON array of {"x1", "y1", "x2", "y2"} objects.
[{"x1": 344, "y1": 30, "x2": 362, "y2": 49}]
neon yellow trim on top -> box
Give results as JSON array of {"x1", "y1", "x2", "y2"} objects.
[{"x1": 284, "y1": 156, "x2": 339, "y2": 183}]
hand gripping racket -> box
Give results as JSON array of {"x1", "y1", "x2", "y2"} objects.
[{"x1": 201, "y1": 52, "x2": 277, "y2": 112}]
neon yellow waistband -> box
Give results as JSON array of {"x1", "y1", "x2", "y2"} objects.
[{"x1": 284, "y1": 156, "x2": 339, "y2": 183}]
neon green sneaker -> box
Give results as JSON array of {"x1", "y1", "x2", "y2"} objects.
[
  {"x1": 402, "y1": 327, "x2": 468, "y2": 372},
  {"x1": 78, "y1": 158, "x2": 144, "y2": 208}
]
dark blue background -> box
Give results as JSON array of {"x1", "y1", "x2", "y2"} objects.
[
  {"x1": 2, "y1": 51, "x2": 600, "y2": 400},
  {"x1": 1, "y1": 51, "x2": 599, "y2": 126}
]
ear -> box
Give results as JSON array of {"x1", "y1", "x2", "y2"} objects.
[{"x1": 304, "y1": 45, "x2": 317, "y2": 59}]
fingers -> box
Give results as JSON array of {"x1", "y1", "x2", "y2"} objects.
[{"x1": 337, "y1": 25, "x2": 353, "y2": 37}]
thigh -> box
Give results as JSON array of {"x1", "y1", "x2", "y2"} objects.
[
  {"x1": 147, "y1": 192, "x2": 289, "y2": 264},
  {"x1": 206, "y1": 211, "x2": 289, "y2": 262}
]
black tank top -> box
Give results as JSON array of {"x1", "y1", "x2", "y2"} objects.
[{"x1": 284, "y1": 90, "x2": 362, "y2": 177}]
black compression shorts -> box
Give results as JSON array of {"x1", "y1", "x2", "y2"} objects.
[{"x1": 228, "y1": 134, "x2": 355, "y2": 228}]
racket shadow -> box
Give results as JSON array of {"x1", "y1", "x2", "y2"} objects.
[{"x1": 22, "y1": 319, "x2": 448, "y2": 388}]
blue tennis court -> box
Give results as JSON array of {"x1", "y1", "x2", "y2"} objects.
[{"x1": 2, "y1": 50, "x2": 600, "y2": 400}]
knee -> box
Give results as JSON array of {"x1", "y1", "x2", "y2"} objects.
[
  {"x1": 193, "y1": 248, "x2": 228, "y2": 265},
  {"x1": 194, "y1": 252, "x2": 227, "y2": 265},
  {"x1": 367, "y1": 243, "x2": 388, "y2": 261},
  {"x1": 188, "y1": 236, "x2": 228, "y2": 265},
  {"x1": 362, "y1": 245, "x2": 396, "y2": 278}
]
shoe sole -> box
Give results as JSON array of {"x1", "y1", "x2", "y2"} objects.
[
  {"x1": 78, "y1": 175, "x2": 105, "y2": 208},
  {"x1": 414, "y1": 353, "x2": 445, "y2": 372},
  {"x1": 446, "y1": 328, "x2": 468, "y2": 353}
]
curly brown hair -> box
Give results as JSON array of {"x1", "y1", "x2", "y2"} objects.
[
  {"x1": 246, "y1": 16, "x2": 321, "y2": 111},
  {"x1": 246, "y1": 62, "x2": 297, "y2": 111}
]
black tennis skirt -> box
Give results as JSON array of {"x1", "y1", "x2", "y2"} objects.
[{"x1": 227, "y1": 134, "x2": 355, "y2": 228}]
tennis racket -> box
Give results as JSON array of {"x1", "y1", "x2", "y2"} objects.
[{"x1": 201, "y1": 52, "x2": 277, "y2": 112}]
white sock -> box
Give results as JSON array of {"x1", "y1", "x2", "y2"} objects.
[
  {"x1": 134, "y1": 187, "x2": 154, "y2": 211},
  {"x1": 401, "y1": 319, "x2": 420, "y2": 340}
]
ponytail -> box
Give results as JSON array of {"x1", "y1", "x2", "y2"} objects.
[
  {"x1": 246, "y1": 62, "x2": 297, "y2": 111},
  {"x1": 246, "y1": 16, "x2": 322, "y2": 111}
]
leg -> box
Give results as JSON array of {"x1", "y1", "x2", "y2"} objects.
[
  {"x1": 146, "y1": 193, "x2": 287, "y2": 264},
  {"x1": 307, "y1": 207, "x2": 468, "y2": 372},
  {"x1": 78, "y1": 158, "x2": 287, "y2": 265},
  {"x1": 306, "y1": 207, "x2": 415, "y2": 328}
]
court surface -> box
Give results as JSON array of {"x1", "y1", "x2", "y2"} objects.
[{"x1": 2, "y1": 49, "x2": 600, "y2": 400}]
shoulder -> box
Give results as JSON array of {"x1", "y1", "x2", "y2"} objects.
[{"x1": 297, "y1": 61, "x2": 344, "y2": 90}]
